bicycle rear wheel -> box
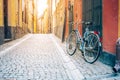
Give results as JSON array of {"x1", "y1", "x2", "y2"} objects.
[
  {"x1": 83, "y1": 33, "x2": 101, "y2": 63},
  {"x1": 66, "y1": 30, "x2": 77, "y2": 56}
]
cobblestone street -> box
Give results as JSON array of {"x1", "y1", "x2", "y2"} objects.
[
  {"x1": 0, "y1": 34, "x2": 82, "y2": 80},
  {"x1": 0, "y1": 34, "x2": 120, "y2": 80}
]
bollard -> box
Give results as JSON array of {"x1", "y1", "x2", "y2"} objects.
[{"x1": 113, "y1": 38, "x2": 120, "y2": 72}]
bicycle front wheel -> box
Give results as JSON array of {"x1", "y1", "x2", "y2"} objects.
[
  {"x1": 66, "y1": 30, "x2": 77, "y2": 56},
  {"x1": 83, "y1": 33, "x2": 101, "y2": 64}
]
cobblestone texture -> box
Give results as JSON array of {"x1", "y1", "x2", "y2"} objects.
[
  {"x1": 0, "y1": 34, "x2": 120, "y2": 80},
  {"x1": 0, "y1": 34, "x2": 75, "y2": 80},
  {"x1": 0, "y1": 34, "x2": 31, "y2": 51},
  {"x1": 52, "y1": 34, "x2": 120, "y2": 80}
]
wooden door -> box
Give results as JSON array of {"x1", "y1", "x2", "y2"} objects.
[{"x1": 82, "y1": 0, "x2": 102, "y2": 37}]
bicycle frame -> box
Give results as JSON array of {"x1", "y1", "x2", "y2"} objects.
[
  {"x1": 74, "y1": 21, "x2": 102, "y2": 52},
  {"x1": 73, "y1": 22, "x2": 88, "y2": 51},
  {"x1": 66, "y1": 21, "x2": 102, "y2": 63}
]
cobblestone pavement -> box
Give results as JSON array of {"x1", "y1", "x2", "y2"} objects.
[
  {"x1": 0, "y1": 34, "x2": 83, "y2": 80},
  {"x1": 0, "y1": 34, "x2": 31, "y2": 52},
  {"x1": 52, "y1": 34, "x2": 120, "y2": 80},
  {"x1": 0, "y1": 34, "x2": 120, "y2": 80}
]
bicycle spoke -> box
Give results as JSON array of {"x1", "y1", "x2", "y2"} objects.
[
  {"x1": 83, "y1": 33, "x2": 101, "y2": 63},
  {"x1": 89, "y1": 35, "x2": 95, "y2": 46},
  {"x1": 93, "y1": 38, "x2": 99, "y2": 47},
  {"x1": 66, "y1": 31, "x2": 77, "y2": 56}
]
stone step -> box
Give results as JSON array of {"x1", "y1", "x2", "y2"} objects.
[{"x1": 4, "y1": 39, "x2": 12, "y2": 42}]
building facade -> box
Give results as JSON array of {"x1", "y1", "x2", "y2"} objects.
[
  {"x1": 0, "y1": 0, "x2": 4, "y2": 44},
  {"x1": 52, "y1": 0, "x2": 65, "y2": 39},
  {"x1": 0, "y1": 0, "x2": 25, "y2": 45},
  {"x1": 43, "y1": 9, "x2": 49, "y2": 34},
  {"x1": 0, "y1": 0, "x2": 35, "y2": 45},
  {"x1": 27, "y1": 0, "x2": 33, "y2": 33},
  {"x1": 47, "y1": 0, "x2": 52, "y2": 33},
  {"x1": 102, "y1": 0, "x2": 118, "y2": 66},
  {"x1": 62, "y1": 0, "x2": 119, "y2": 66},
  {"x1": 64, "y1": 0, "x2": 82, "y2": 40}
]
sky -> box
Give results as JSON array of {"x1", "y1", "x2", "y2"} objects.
[{"x1": 37, "y1": 0, "x2": 48, "y2": 17}]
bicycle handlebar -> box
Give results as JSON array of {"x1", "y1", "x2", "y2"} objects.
[
  {"x1": 69, "y1": 21, "x2": 93, "y2": 26},
  {"x1": 84, "y1": 21, "x2": 93, "y2": 25}
]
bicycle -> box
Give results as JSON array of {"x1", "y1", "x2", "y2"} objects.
[{"x1": 66, "y1": 21, "x2": 102, "y2": 64}]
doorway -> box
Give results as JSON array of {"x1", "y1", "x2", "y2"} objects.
[
  {"x1": 4, "y1": 0, "x2": 11, "y2": 39},
  {"x1": 82, "y1": 0, "x2": 102, "y2": 37}
]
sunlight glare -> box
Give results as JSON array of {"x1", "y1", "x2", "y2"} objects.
[{"x1": 37, "y1": 0, "x2": 48, "y2": 17}]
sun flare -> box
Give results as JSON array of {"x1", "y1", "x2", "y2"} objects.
[{"x1": 37, "y1": 0, "x2": 48, "y2": 17}]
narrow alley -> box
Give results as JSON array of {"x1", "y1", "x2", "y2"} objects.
[
  {"x1": 0, "y1": 34, "x2": 120, "y2": 80},
  {"x1": 0, "y1": 0, "x2": 120, "y2": 80}
]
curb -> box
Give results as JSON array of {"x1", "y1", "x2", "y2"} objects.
[
  {"x1": 0, "y1": 34, "x2": 32, "y2": 57},
  {"x1": 50, "y1": 34, "x2": 84, "y2": 80}
]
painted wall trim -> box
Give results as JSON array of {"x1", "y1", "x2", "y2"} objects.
[
  {"x1": 0, "y1": 26, "x2": 4, "y2": 45},
  {"x1": 99, "y1": 51, "x2": 116, "y2": 67}
]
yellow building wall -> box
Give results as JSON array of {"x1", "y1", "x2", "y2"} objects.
[
  {"x1": 33, "y1": 0, "x2": 37, "y2": 33},
  {"x1": 8, "y1": 0, "x2": 16, "y2": 27},
  {"x1": 54, "y1": 0, "x2": 65, "y2": 38},
  {"x1": 43, "y1": 10, "x2": 49, "y2": 33},
  {"x1": 15, "y1": 0, "x2": 22, "y2": 27},
  {"x1": 33, "y1": 13, "x2": 37, "y2": 33},
  {"x1": 27, "y1": 0, "x2": 33, "y2": 33},
  {"x1": 119, "y1": 0, "x2": 120, "y2": 37},
  {"x1": 28, "y1": 14, "x2": 33, "y2": 32},
  {"x1": 19, "y1": 0, "x2": 22, "y2": 27},
  {"x1": 0, "y1": 0, "x2": 3, "y2": 26}
]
